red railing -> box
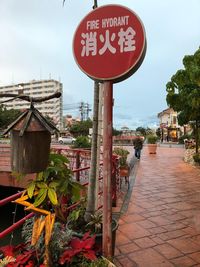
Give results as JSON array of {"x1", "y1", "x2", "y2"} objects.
[{"x1": 0, "y1": 147, "x2": 121, "y2": 241}]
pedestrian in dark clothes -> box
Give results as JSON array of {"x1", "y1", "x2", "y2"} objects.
[{"x1": 133, "y1": 136, "x2": 143, "y2": 159}]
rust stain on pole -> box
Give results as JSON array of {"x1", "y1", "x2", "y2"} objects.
[{"x1": 103, "y1": 81, "x2": 113, "y2": 257}]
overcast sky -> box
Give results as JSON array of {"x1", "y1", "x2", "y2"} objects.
[{"x1": 0, "y1": 0, "x2": 199, "y2": 129}]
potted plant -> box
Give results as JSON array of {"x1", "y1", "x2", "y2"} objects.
[
  {"x1": 66, "y1": 200, "x2": 118, "y2": 257},
  {"x1": 0, "y1": 227, "x2": 117, "y2": 266},
  {"x1": 10, "y1": 153, "x2": 84, "y2": 266},
  {"x1": 193, "y1": 153, "x2": 200, "y2": 165},
  {"x1": 146, "y1": 134, "x2": 158, "y2": 154},
  {"x1": 113, "y1": 147, "x2": 130, "y2": 177},
  {"x1": 12, "y1": 151, "x2": 118, "y2": 264}
]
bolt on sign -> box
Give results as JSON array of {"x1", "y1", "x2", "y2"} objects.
[{"x1": 73, "y1": 4, "x2": 146, "y2": 83}]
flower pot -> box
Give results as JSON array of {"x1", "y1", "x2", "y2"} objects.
[
  {"x1": 119, "y1": 167, "x2": 129, "y2": 177},
  {"x1": 147, "y1": 144, "x2": 157, "y2": 154}
]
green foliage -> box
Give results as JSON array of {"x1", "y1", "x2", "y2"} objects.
[
  {"x1": 75, "y1": 257, "x2": 113, "y2": 267},
  {"x1": 146, "y1": 135, "x2": 158, "y2": 144},
  {"x1": 26, "y1": 153, "x2": 83, "y2": 209},
  {"x1": 113, "y1": 147, "x2": 130, "y2": 167},
  {"x1": 85, "y1": 211, "x2": 103, "y2": 234},
  {"x1": 69, "y1": 119, "x2": 92, "y2": 137},
  {"x1": 0, "y1": 105, "x2": 21, "y2": 129},
  {"x1": 136, "y1": 127, "x2": 154, "y2": 137},
  {"x1": 156, "y1": 128, "x2": 161, "y2": 138},
  {"x1": 178, "y1": 133, "x2": 191, "y2": 144},
  {"x1": 68, "y1": 201, "x2": 103, "y2": 234},
  {"x1": 73, "y1": 135, "x2": 91, "y2": 148},
  {"x1": 22, "y1": 217, "x2": 73, "y2": 265},
  {"x1": 166, "y1": 47, "x2": 200, "y2": 151},
  {"x1": 112, "y1": 127, "x2": 122, "y2": 136},
  {"x1": 193, "y1": 153, "x2": 200, "y2": 164}
]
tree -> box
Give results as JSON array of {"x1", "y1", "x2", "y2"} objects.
[
  {"x1": 69, "y1": 119, "x2": 92, "y2": 137},
  {"x1": 166, "y1": 47, "x2": 200, "y2": 152},
  {"x1": 0, "y1": 105, "x2": 21, "y2": 130},
  {"x1": 136, "y1": 127, "x2": 153, "y2": 137},
  {"x1": 136, "y1": 127, "x2": 147, "y2": 136},
  {"x1": 112, "y1": 127, "x2": 122, "y2": 136}
]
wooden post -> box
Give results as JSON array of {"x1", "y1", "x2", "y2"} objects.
[
  {"x1": 76, "y1": 151, "x2": 80, "y2": 181},
  {"x1": 102, "y1": 81, "x2": 113, "y2": 257}
]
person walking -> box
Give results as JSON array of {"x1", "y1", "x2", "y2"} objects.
[{"x1": 133, "y1": 136, "x2": 143, "y2": 159}]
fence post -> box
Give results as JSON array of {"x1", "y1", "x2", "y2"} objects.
[{"x1": 76, "y1": 151, "x2": 80, "y2": 181}]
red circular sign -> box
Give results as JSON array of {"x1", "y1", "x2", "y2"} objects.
[{"x1": 73, "y1": 4, "x2": 146, "y2": 83}]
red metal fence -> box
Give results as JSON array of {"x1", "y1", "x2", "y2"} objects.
[{"x1": 0, "y1": 146, "x2": 122, "y2": 241}]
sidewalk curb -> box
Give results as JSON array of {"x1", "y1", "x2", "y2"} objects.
[{"x1": 113, "y1": 157, "x2": 139, "y2": 220}]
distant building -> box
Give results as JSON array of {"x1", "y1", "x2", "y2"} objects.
[
  {"x1": 157, "y1": 108, "x2": 184, "y2": 142},
  {"x1": 63, "y1": 115, "x2": 81, "y2": 128},
  {"x1": 0, "y1": 79, "x2": 63, "y2": 130}
]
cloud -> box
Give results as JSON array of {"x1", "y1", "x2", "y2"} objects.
[{"x1": 0, "y1": 0, "x2": 199, "y2": 129}]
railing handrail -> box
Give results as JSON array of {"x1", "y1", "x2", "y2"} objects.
[{"x1": 0, "y1": 147, "x2": 120, "y2": 241}]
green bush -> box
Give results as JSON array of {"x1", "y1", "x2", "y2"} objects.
[
  {"x1": 193, "y1": 153, "x2": 200, "y2": 164},
  {"x1": 72, "y1": 135, "x2": 91, "y2": 149},
  {"x1": 146, "y1": 135, "x2": 158, "y2": 144},
  {"x1": 178, "y1": 134, "x2": 191, "y2": 144}
]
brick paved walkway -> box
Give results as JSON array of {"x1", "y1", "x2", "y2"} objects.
[{"x1": 114, "y1": 145, "x2": 200, "y2": 267}]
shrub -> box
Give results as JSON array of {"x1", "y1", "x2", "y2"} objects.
[
  {"x1": 193, "y1": 153, "x2": 200, "y2": 164},
  {"x1": 178, "y1": 134, "x2": 191, "y2": 144},
  {"x1": 146, "y1": 135, "x2": 158, "y2": 144},
  {"x1": 73, "y1": 136, "x2": 91, "y2": 149}
]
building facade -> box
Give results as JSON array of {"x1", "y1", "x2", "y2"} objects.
[
  {"x1": 157, "y1": 108, "x2": 184, "y2": 142},
  {"x1": 0, "y1": 79, "x2": 63, "y2": 130}
]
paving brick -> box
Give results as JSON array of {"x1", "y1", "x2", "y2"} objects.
[
  {"x1": 119, "y1": 222, "x2": 151, "y2": 239},
  {"x1": 154, "y1": 243, "x2": 183, "y2": 259},
  {"x1": 148, "y1": 215, "x2": 173, "y2": 226},
  {"x1": 151, "y1": 236, "x2": 165, "y2": 245},
  {"x1": 121, "y1": 213, "x2": 145, "y2": 223},
  {"x1": 118, "y1": 242, "x2": 140, "y2": 254},
  {"x1": 167, "y1": 237, "x2": 200, "y2": 254},
  {"x1": 128, "y1": 248, "x2": 174, "y2": 267},
  {"x1": 134, "y1": 237, "x2": 157, "y2": 248},
  {"x1": 115, "y1": 231, "x2": 131, "y2": 246},
  {"x1": 170, "y1": 256, "x2": 197, "y2": 267},
  {"x1": 163, "y1": 222, "x2": 187, "y2": 231},
  {"x1": 148, "y1": 226, "x2": 167, "y2": 234},
  {"x1": 115, "y1": 147, "x2": 200, "y2": 266},
  {"x1": 188, "y1": 251, "x2": 200, "y2": 263},
  {"x1": 136, "y1": 219, "x2": 157, "y2": 229},
  {"x1": 115, "y1": 256, "x2": 138, "y2": 267},
  {"x1": 115, "y1": 256, "x2": 137, "y2": 267}
]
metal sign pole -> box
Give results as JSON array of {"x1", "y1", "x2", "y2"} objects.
[{"x1": 102, "y1": 81, "x2": 113, "y2": 257}]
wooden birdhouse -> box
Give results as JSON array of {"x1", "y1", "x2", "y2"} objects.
[{"x1": 4, "y1": 106, "x2": 59, "y2": 174}]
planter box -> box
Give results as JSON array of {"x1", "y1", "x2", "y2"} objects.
[{"x1": 147, "y1": 144, "x2": 157, "y2": 154}]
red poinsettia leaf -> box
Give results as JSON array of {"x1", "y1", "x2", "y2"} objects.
[
  {"x1": 82, "y1": 232, "x2": 90, "y2": 240},
  {"x1": 14, "y1": 243, "x2": 26, "y2": 253},
  {"x1": 0, "y1": 245, "x2": 14, "y2": 256},
  {"x1": 15, "y1": 250, "x2": 35, "y2": 265},
  {"x1": 82, "y1": 236, "x2": 95, "y2": 249},
  {"x1": 82, "y1": 250, "x2": 97, "y2": 261},
  {"x1": 70, "y1": 237, "x2": 83, "y2": 249},
  {"x1": 59, "y1": 249, "x2": 77, "y2": 264}
]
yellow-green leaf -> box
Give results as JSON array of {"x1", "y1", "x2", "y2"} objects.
[
  {"x1": 37, "y1": 182, "x2": 48, "y2": 189},
  {"x1": 27, "y1": 181, "x2": 36, "y2": 199},
  {"x1": 48, "y1": 188, "x2": 58, "y2": 206},
  {"x1": 33, "y1": 188, "x2": 47, "y2": 207}
]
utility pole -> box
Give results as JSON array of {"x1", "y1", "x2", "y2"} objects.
[
  {"x1": 85, "y1": 0, "x2": 100, "y2": 221},
  {"x1": 79, "y1": 101, "x2": 84, "y2": 121}
]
